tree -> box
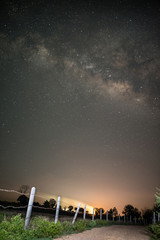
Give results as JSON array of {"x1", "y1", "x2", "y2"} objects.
[
  {"x1": 17, "y1": 195, "x2": 29, "y2": 205},
  {"x1": 33, "y1": 201, "x2": 40, "y2": 206},
  {"x1": 113, "y1": 207, "x2": 118, "y2": 217},
  {"x1": 108, "y1": 208, "x2": 113, "y2": 219},
  {"x1": 43, "y1": 200, "x2": 50, "y2": 208},
  {"x1": 134, "y1": 207, "x2": 141, "y2": 218},
  {"x1": 49, "y1": 199, "x2": 56, "y2": 208},
  {"x1": 18, "y1": 185, "x2": 29, "y2": 193},
  {"x1": 155, "y1": 187, "x2": 160, "y2": 211},
  {"x1": 122, "y1": 204, "x2": 135, "y2": 217},
  {"x1": 123, "y1": 204, "x2": 141, "y2": 218},
  {"x1": 95, "y1": 208, "x2": 104, "y2": 216},
  {"x1": 79, "y1": 208, "x2": 84, "y2": 213},
  {"x1": 68, "y1": 205, "x2": 73, "y2": 211},
  {"x1": 142, "y1": 208, "x2": 153, "y2": 224}
]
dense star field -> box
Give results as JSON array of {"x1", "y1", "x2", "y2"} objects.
[{"x1": 0, "y1": 0, "x2": 160, "y2": 213}]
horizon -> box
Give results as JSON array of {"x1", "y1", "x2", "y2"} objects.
[{"x1": 0, "y1": 187, "x2": 156, "y2": 214}]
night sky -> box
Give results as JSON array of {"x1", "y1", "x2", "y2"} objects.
[{"x1": 0, "y1": 0, "x2": 160, "y2": 213}]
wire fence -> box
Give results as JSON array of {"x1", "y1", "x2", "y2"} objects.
[
  {"x1": 0, "y1": 188, "x2": 92, "y2": 214},
  {"x1": 0, "y1": 187, "x2": 159, "y2": 229}
]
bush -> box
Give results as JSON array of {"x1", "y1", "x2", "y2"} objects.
[
  {"x1": 0, "y1": 214, "x2": 112, "y2": 239},
  {"x1": 0, "y1": 214, "x2": 25, "y2": 240},
  {"x1": 0, "y1": 214, "x2": 62, "y2": 240},
  {"x1": 61, "y1": 221, "x2": 73, "y2": 234},
  {"x1": 147, "y1": 224, "x2": 160, "y2": 239},
  {"x1": 95, "y1": 220, "x2": 110, "y2": 226},
  {"x1": 86, "y1": 220, "x2": 97, "y2": 228},
  {"x1": 73, "y1": 220, "x2": 87, "y2": 232},
  {"x1": 32, "y1": 217, "x2": 62, "y2": 238},
  {"x1": 0, "y1": 214, "x2": 4, "y2": 223}
]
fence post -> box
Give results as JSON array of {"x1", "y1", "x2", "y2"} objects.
[
  {"x1": 24, "y1": 187, "x2": 36, "y2": 230},
  {"x1": 100, "y1": 208, "x2": 102, "y2": 220},
  {"x1": 55, "y1": 196, "x2": 61, "y2": 224},
  {"x1": 158, "y1": 212, "x2": 160, "y2": 222},
  {"x1": 130, "y1": 215, "x2": 132, "y2": 223},
  {"x1": 124, "y1": 214, "x2": 126, "y2": 223},
  {"x1": 72, "y1": 203, "x2": 81, "y2": 224},
  {"x1": 112, "y1": 213, "x2": 114, "y2": 221},
  {"x1": 119, "y1": 214, "x2": 120, "y2": 222},
  {"x1": 83, "y1": 205, "x2": 86, "y2": 220},
  {"x1": 152, "y1": 212, "x2": 156, "y2": 225},
  {"x1": 92, "y1": 208, "x2": 94, "y2": 221},
  {"x1": 106, "y1": 211, "x2": 108, "y2": 221}
]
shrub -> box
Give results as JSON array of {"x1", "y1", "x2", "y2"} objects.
[
  {"x1": 32, "y1": 217, "x2": 62, "y2": 238},
  {"x1": 61, "y1": 221, "x2": 73, "y2": 234},
  {"x1": 0, "y1": 214, "x2": 62, "y2": 240},
  {"x1": 86, "y1": 220, "x2": 97, "y2": 228},
  {"x1": 147, "y1": 224, "x2": 160, "y2": 239},
  {"x1": 0, "y1": 214, "x2": 25, "y2": 240},
  {"x1": 95, "y1": 220, "x2": 110, "y2": 226},
  {"x1": 0, "y1": 214, "x2": 4, "y2": 223},
  {"x1": 73, "y1": 220, "x2": 87, "y2": 232}
]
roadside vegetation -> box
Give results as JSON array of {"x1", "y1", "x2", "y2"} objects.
[
  {"x1": 0, "y1": 214, "x2": 112, "y2": 240},
  {"x1": 147, "y1": 187, "x2": 160, "y2": 240}
]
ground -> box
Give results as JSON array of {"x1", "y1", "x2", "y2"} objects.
[{"x1": 56, "y1": 225, "x2": 150, "y2": 240}]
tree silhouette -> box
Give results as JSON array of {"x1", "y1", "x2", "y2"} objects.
[
  {"x1": 95, "y1": 208, "x2": 104, "y2": 216},
  {"x1": 122, "y1": 204, "x2": 135, "y2": 217},
  {"x1": 17, "y1": 185, "x2": 30, "y2": 205},
  {"x1": 43, "y1": 200, "x2": 50, "y2": 208},
  {"x1": 49, "y1": 199, "x2": 56, "y2": 208},
  {"x1": 33, "y1": 201, "x2": 40, "y2": 206},
  {"x1": 79, "y1": 207, "x2": 84, "y2": 213},
  {"x1": 68, "y1": 205, "x2": 73, "y2": 211},
  {"x1": 17, "y1": 195, "x2": 29, "y2": 205},
  {"x1": 18, "y1": 185, "x2": 29, "y2": 193},
  {"x1": 108, "y1": 208, "x2": 113, "y2": 219},
  {"x1": 74, "y1": 207, "x2": 84, "y2": 213},
  {"x1": 142, "y1": 208, "x2": 153, "y2": 224},
  {"x1": 112, "y1": 207, "x2": 118, "y2": 217},
  {"x1": 134, "y1": 207, "x2": 141, "y2": 218},
  {"x1": 123, "y1": 204, "x2": 141, "y2": 218}
]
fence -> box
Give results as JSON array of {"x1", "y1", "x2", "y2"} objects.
[{"x1": 0, "y1": 187, "x2": 159, "y2": 230}]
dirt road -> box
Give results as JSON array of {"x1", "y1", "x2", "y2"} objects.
[{"x1": 56, "y1": 225, "x2": 150, "y2": 240}]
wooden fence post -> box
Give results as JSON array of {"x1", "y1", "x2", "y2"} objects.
[
  {"x1": 24, "y1": 187, "x2": 36, "y2": 230},
  {"x1": 83, "y1": 205, "x2": 86, "y2": 220},
  {"x1": 92, "y1": 208, "x2": 94, "y2": 221},
  {"x1": 119, "y1": 214, "x2": 120, "y2": 222},
  {"x1": 72, "y1": 203, "x2": 81, "y2": 224},
  {"x1": 106, "y1": 211, "x2": 108, "y2": 221},
  {"x1": 55, "y1": 196, "x2": 61, "y2": 224},
  {"x1": 124, "y1": 214, "x2": 126, "y2": 223},
  {"x1": 112, "y1": 213, "x2": 114, "y2": 221}
]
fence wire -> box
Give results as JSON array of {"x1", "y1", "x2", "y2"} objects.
[{"x1": 0, "y1": 187, "x2": 93, "y2": 214}]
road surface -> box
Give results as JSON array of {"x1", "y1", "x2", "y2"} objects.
[{"x1": 55, "y1": 225, "x2": 150, "y2": 240}]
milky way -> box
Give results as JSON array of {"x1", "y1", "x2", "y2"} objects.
[{"x1": 0, "y1": 0, "x2": 160, "y2": 212}]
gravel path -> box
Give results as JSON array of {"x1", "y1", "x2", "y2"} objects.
[{"x1": 56, "y1": 225, "x2": 150, "y2": 240}]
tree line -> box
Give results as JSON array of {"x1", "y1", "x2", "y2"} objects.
[{"x1": 1, "y1": 185, "x2": 160, "y2": 224}]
